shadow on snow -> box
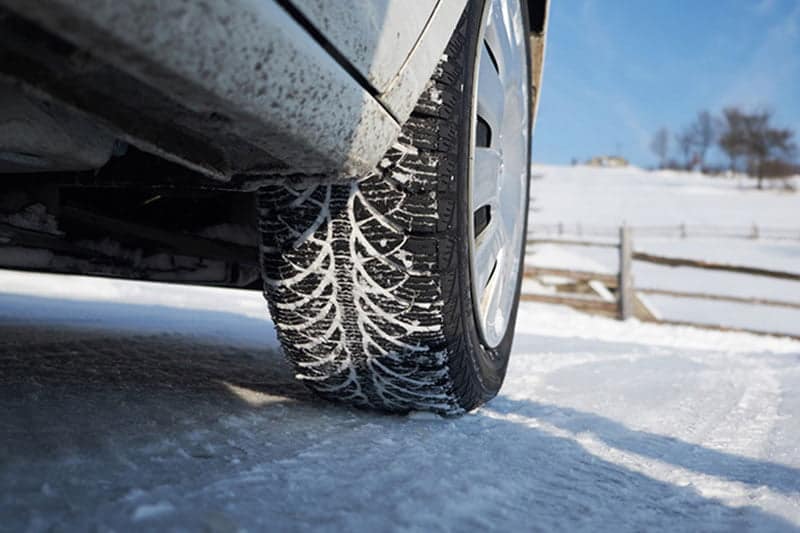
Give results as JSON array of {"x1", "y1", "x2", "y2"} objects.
[{"x1": 1, "y1": 291, "x2": 798, "y2": 530}]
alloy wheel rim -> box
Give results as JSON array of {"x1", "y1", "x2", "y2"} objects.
[{"x1": 468, "y1": 0, "x2": 530, "y2": 348}]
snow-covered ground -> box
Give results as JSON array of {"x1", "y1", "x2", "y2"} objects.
[
  {"x1": 528, "y1": 164, "x2": 800, "y2": 336},
  {"x1": 2, "y1": 271, "x2": 800, "y2": 531},
  {"x1": 530, "y1": 164, "x2": 799, "y2": 227}
]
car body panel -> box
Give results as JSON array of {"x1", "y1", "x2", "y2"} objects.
[
  {"x1": 0, "y1": 0, "x2": 544, "y2": 182},
  {"x1": 289, "y1": 0, "x2": 438, "y2": 94},
  {"x1": 288, "y1": 0, "x2": 470, "y2": 126},
  {"x1": 0, "y1": 0, "x2": 401, "y2": 179},
  {"x1": 380, "y1": 0, "x2": 468, "y2": 123},
  {"x1": 528, "y1": 0, "x2": 549, "y2": 135},
  {"x1": 0, "y1": 0, "x2": 548, "y2": 289}
]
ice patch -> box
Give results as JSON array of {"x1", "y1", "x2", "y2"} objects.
[
  {"x1": 429, "y1": 86, "x2": 443, "y2": 105},
  {"x1": 131, "y1": 501, "x2": 175, "y2": 521},
  {"x1": 407, "y1": 410, "x2": 443, "y2": 421},
  {"x1": 392, "y1": 172, "x2": 412, "y2": 185}
]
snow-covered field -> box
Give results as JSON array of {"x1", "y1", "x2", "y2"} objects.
[
  {"x1": 530, "y1": 164, "x2": 799, "y2": 227},
  {"x1": 2, "y1": 271, "x2": 799, "y2": 531},
  {"x1": 528, "y1": 164, "x2": 800, "y2": 336}
]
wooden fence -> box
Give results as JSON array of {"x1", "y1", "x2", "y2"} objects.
[
  {"x1": 523, "y1": 226, "x2": 800, "y2": 340},
  {"x1": 529, "y1": 223, "x2": 800, "y2": 242}
]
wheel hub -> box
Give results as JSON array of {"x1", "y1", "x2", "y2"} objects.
[{"x1": 468, "y1": 0, "x2": 530, "y2": 348}]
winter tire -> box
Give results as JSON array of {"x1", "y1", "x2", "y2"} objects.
[{"x1": 258, "y1": 0, "x2": 532, "y2": 414}]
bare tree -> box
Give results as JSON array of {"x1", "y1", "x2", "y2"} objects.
[
  {"x1": 689, "y1": 110, "x2": 717, "y2": 167},
  {"x1": 675, "y1": 128, "x2": 694, "y2": 169},
  {"x1": 719, "y1": 108, "x2": 748, "y2": 173},
  {"x1": 650, "y1": 128, "x2": 670, "y2": 168},
  {"x1": 745, "y1": 113, "x2": 795, "y2": 189},
  {"x1": 719, "y1": 107, "x2": 796, "y2": 188}
]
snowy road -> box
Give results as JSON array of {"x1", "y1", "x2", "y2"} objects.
[{"x1": 2, "y1": 271, "x2": 800, "y2": 532}]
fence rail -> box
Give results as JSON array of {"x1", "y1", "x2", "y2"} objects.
[
  {"x1": 524, "y1": 266, "x2": 617, "y2": 286},
  {"x1": 526, "y1": 238, "x2": 619, "y2": 249},
  {"x1": 631, "y1": 251, "x2": 800, "y2": 281},
  {"x1": 519, "y1": 293, "x2": 618, "y2": 315},
  {"x1": 529, "y1": 223, "x2": 800, "y2": 241},
  {"x1": 523, "y1": 225, "x2": 800, "y2": 340},
  {"x1": 636, "y1": 288, "x2": 800, "y2": 310}
]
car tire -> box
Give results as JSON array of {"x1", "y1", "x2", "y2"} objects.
[{"x1": 258, "y1": 0, "x2": 532, "y2": 414}]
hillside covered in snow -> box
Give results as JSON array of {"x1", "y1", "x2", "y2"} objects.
[{"x1": 527, "y1": 164, "x2": 800, "y2": 337}]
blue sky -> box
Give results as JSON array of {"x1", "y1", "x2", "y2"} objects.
[{"x1": 532, "y1": 0, "x2": 800, "y2": 167}]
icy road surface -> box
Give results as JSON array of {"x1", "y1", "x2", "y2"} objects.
[{"x1": 2, "y1": 270, "x2": 800, "y2": 532}]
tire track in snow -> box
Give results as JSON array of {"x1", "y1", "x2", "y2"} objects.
[{"x1": 485, "y1": 409, "x2": 800, "y2": 526}]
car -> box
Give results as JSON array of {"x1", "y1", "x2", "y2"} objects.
[{"x1": 0, "y1": 0, "x2": 548, "y2": 414}]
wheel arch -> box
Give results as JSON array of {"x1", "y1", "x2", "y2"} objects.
[
  {"x1": 525, "y1": 0, "x2": 550, "y2": 131},
  {"x1": 526, "y1": 0, "x2": 549, "y2": 34}
]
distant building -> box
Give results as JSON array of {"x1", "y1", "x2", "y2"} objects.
[{"x1": 586, "y1": 155, "x2": 628, "y2": 167}]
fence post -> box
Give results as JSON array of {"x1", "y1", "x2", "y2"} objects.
[
  {"x1": 618, "y1": 224, "x2": 633, "y2": 320},
  {"x1": 680, "y1": 222, "x2": 687, "y2": 239}
]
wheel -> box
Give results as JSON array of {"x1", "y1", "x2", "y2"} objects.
[{"x1": 258, "y1": 0, "x2": 532, "y2": 414}]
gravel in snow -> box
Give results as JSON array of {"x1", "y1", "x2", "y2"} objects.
[{"x1": 1, "y1": 270, "x2": 799, "y2": 531}]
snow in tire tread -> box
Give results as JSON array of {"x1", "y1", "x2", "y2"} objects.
[{"x1": 258, "y1": 17, "x2": 479, "y2": 414}]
